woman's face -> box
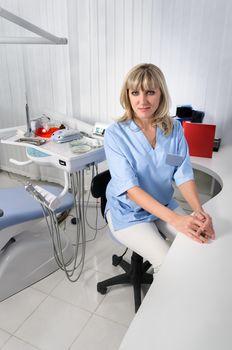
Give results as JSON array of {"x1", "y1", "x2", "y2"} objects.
[{"x1": 128, "y1": 87, "x2": 161, "y2": 122}]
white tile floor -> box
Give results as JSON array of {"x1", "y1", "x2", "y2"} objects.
[{"x1": 0, "y1": 171, "x2": 152, "y2": 350}]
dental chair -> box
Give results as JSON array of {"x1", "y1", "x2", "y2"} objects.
[
  {"x1": 0, "y1": 184, "x2": 74, "y2": 302},
  {"x1": 91, "y1": 170, "x2": 154, "y2": 312}
]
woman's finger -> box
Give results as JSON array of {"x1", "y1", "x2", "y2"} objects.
[{"x1": 187, "y1": 228, "x2": 209, "y2": 243}]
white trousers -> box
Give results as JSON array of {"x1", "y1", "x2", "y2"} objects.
[{"x1": 106, "y1": 206, "x2": 185, "y2": 267}]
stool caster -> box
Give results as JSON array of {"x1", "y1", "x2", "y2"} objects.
[
  {"x1": 112, "y1": 254, "x2": 121, "y2": 266},
  {"x1": 97, "y1": 283, "x2": 107, "y2": 295}
]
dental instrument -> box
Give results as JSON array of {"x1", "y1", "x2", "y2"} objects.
[
  {"x1": 24, "y1": 103, "x2": 33, "y2": 137},
  {"x1": 51, "y1": 129, "x2": 83, "y2": 143}
]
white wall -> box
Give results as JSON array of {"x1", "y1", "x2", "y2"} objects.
[
  {"x1": 1, "y1": 0, "x2": 232, "y2": 175},
  {"x1": 0, "y1": 0, "x2": 71, "y2": 126}
]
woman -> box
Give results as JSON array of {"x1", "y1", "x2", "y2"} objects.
[{"x1": 104, "y1": 63, "x2": 215, "y2": 267}]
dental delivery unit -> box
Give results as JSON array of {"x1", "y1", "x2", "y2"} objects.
[{"x1": 0, "y1": 115, "x2": 107, "y2": 301}]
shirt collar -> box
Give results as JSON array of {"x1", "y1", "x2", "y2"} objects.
[{"x1": 127, "y1": 119, "x2": 141, "y2": 132}]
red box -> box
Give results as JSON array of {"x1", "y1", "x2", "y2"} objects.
[{"x1": 183, "y1": 122, "x2": 216, "y2": 158}]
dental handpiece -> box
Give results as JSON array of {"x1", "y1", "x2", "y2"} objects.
[{"x1": 25, "y1": 182, "x2": 60, "y2": 211}]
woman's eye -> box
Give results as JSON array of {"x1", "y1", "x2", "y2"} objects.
[
  {"x1": 131, "y1": 91, "x2": 139, "y2": 96},
  {"x1": 146, "y1": 90, "x2": 155, "y2": 95}
]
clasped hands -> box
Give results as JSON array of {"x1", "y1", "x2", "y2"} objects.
[
  {"x1": 174, "y1": 210, "x2": 215, "y2": 244},
  {"x1": 192, "y1": 211, "x2": 215, "y2": 243}
]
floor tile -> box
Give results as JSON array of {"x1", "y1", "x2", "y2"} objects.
[
  {"x1": 83, "y1": 228, "x2": 125, "y2": 273},
  {"x1": 85, "y1": 250, "x2": 125, "y2": 277},
  {"x1": 70, "y1": 314, "x2": 127, "y2": 350},
  {"x1": 0, "y1": 172, "x2": 24, "y2": 188},
  {"x1": 15, "y1": 295, "x2": 91, "y2": 350},
  {"x1": 95, "y1": 285, "x2": 136, "y2": 327},
  {"x1": 31, "y1": 269, "x2": 65, "y2": 295},
  {"x1": 51, "y1": 268, "x2": 107, "y2": 312},
  {"x1": 64, "y1": 208, "x2": 108, "y2": 246},
  {"x1": 1, "y1": 336, "x2": 39, "y2": 350},
  {"x1": 0, "y1": 329, "x2": 10, "y2": 348},
  {"x1": 0, "y1": 288, "x2": 47, "y2": 333}
]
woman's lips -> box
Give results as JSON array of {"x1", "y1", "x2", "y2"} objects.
[{"x1": 138, "y1": 107, "x2": 150, "y2": 112}]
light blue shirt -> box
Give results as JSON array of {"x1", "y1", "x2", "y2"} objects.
[{"x1": 104, "y1": 119, "x2": 194, "y2": 230}]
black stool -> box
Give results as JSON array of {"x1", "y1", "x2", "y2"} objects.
[{"x1": 91, "y1": 170, "x2": 153, "y2": 312}]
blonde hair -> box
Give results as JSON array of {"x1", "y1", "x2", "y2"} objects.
[{"x1": 118, "y1": 63, "x2": 173, "y2": 135}]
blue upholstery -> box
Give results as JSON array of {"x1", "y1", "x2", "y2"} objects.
[{"x1": 0, "y1": 185, "x2": 74, "y2": 230}]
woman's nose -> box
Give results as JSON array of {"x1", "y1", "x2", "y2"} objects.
[{"x1": 139, "y1": 92, "x2": 147, "y2": 104}]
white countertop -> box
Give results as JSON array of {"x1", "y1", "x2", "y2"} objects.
[{"x1": 119, "y1": 143, "x2": 232, "y2": 350}]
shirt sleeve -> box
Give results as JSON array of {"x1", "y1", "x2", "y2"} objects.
[
  {"x1": 173, "y1": 122, "x2": 194, "y2": 186},
  {"x1": 104, "y1": 125, "x2": 139, "y2": 197}
]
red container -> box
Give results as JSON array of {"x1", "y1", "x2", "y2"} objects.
[
  {"x1": 35, "y1": 127, "x2": 60, "y2": 138},
  {"x1": 183, "y1": 122, "x2": 216, "y2": 158}
]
